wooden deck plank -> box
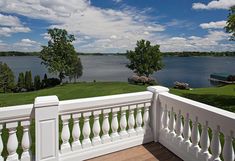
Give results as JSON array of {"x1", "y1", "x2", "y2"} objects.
[{"x1": 86, "y1": 142, "x2": 183, "y2": 161}]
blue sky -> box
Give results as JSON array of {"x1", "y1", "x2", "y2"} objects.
[{"x1": 0, "y1": 0, "x2": 235, "y2": 52}]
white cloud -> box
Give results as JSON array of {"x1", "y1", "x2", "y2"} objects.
[
  {"x1": 200, "y1": 20, "x2": 227, "y2": 29},
  {"x1": 0, "y1": 13, "x2": 22, "y2": 27},
  {"x1": 0, "y1": 0, "x2": 165, "y2": 52},
  {"x1": 0, "y1": 39, "x2": 41, "y2": 51},
  {"x1": 0, "y1": 13, "x2": 31, "y2": 36},
  {"x1": 158, "y1": 30, "x2": 235, "y2": 52},
  {"x1": 0, "y1": 0, "x2": 234, "y2": 52},
  {"x1": 0, "y1": 26, "x2": 31, "y2": 37},
  {"x1": 113, "y1": 0, "x2": 123, "y2": 3},
  {"x1": 193, "y1": 0, "x2": 235, "y2": 10},
  {"x1": 14, "y1": 38, "x2": 39, "y2": 47}
]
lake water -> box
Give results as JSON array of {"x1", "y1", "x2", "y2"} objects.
[{"x1": 1, "y1": 55, "x2": 235, "y2": 88}]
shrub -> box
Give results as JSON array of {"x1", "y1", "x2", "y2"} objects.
[
  {"x1": 25, "y1": 71, "x2": 33, "y2": 91},
  {"x1": 34, "y1": 75, "x2": 41, "y2": 90}
]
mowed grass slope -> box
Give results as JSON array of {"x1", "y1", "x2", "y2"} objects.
[
  {"x1": 170, "y1": 85, "x2": 235, "y2": 112},
  {"x1": 0, "y1": 82, "x2": 147, "y2": 107}
]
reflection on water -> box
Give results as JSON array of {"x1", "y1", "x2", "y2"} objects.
[{"x1": 1, "y1": 55, "x2": 235, "y2": 88}]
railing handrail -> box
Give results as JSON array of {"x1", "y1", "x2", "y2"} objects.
[
  {"x1": 59, "y1": 91, "x2": 153, "y2": 115},
  {"x1": 0, "y1": 104, "x2": 34, "y2": 123},
  {"x1": 159, "y1": 92, "x2": 235, "y2": 134}
]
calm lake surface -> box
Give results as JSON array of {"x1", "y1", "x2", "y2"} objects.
[{"x1": 1, "y1": 55, "x2": 235, "y2": 88}]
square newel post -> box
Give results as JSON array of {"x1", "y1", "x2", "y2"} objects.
[
  {"x1": 34, "y1": 96, "x2": 59, "y2": 161},
  {"x1": 147, "y1": 86, "x2": 169, "y2": 142}
]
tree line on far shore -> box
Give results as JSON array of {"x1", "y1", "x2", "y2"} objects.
[{"x1": 1, "y1": 51, "x2": 235, "y2": 57}]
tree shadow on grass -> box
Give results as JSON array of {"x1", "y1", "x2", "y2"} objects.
[{"x1": 182, "y1": 94, "x2": 235, "y2": 112}]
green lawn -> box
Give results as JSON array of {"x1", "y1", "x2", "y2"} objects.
[
  {"x1": 0, "y1": 82, "x2": 147, "y2": 107},
  {"x1": 1, "y1": 82, "x2": 235, "y2": 112},
  {"x1": 170, "y1": 85, "x2": 235, "y2": 112}
]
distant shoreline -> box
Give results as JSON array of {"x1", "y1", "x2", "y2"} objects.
[{"x1": 1, "y1": 51, "x2": 235, "y2": 57}]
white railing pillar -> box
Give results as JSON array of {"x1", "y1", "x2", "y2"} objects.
[
  {"x1": 34, "y1": 96, "x2": 59, "y2": 161},
  {"x1": 6, "y1": 122, "x2": 19, "y2": 161},
  {"x1": 147, "y1": 86, "x2": 169, "y2": 142},
  {"x1": 21, "y1": 120, "x2": 32, "y2": 161}
]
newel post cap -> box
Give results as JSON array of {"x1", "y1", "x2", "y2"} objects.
[
  {"x1": 34, "y1": 95, "x2": 59, "y2": 108},
  {"x1": 147, "y1": 86, "x2": 169, "y2": 93}
]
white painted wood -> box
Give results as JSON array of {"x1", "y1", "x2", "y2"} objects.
[
  {"x1": 0, "y1": 124, "x2": 3, "y2": 161},
  {"x1": 82, "y1": 112, "x2": 92, "y2": 148},
  {"x1": 210, "y1": 127, "x2": 222, "y2": 161},
  {"x1": 182, "y1": 113, "x2": 191, "y2": 152},
  {"x1": 175, "y1": 110, "x2": 183, "y2": 146},
  {"x1": 21, "y1": 120, "x2": 32, "y2": 161},
  {"x1": 147, "y1": 86, "x2": 169, "y2": 142},
  {"x1": 34, "y1": 96, "x2": 59, "y2": 161},
  {"x1": 189, "y1": 117, "x2": 200, "y2": 158},
  {"x1": 111, "y1": 108, "x2": 120, "y2": 141},
  {"x1": 159, "y1": 92, "x2": 235, "y2": 135},
  {"x1": 6, "y1": 122, "x2": 19, "y2": 161},
  {"x1": 72, "y1": 113, "x2": 82, "y2": 151},
  {"x1": 198, "y1": 122, "x2": 211, "y2": 161},
  {"x1": 119, "y1": 106, "x2": 129, "y2": 139},
  {"x1": 92, "y1": 110, "x2": 101, "y2": 146},
  {"x1": 168, "y1": 107, "x2": 176, "y2": 141},
  {"x1": 222, "y1": 132, "x2": 234, "y2": 161},
  {"x1": 101, "y1": 109, "x2": 111, "y2": 144},
  {"x1": 143, "y1": 105, "x2": 151, "y2": 135},
  {"x1": 135, "y1": 105, "x2": 143, "y2": 135},
  {"x1": 61, "y1": 115, "x2": 71, "y2": 154},
  {"x1": 0, "y1": 104, "x2": 33, "y2": 124},
  {"x1": 128, "y1": 105, "x2": 136, "y2": 136},
  {"x1": 162, "y1": 105, "x2": 169, "y2": 135},
  {"x1": 59, "y1": 92, "x2": 153, "y2": 115}
]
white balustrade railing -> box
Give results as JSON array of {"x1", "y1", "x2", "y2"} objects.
[
  {"x1": 58, "y1": 91, "x2": 153, "y2": 161},
  {"x1": 0, "y1": 104, "x2": 33, "y2": 161},
  {"x1": 0, "y1": 86, "x2": 234, "y2": 161},
  {"x1": 157, "y1": 90, "x2": 235, "y2": 161}
]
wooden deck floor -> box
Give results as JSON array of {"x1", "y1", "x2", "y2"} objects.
[{"x1": 87, "y1": 142, "x2": 183, "y2": 161}]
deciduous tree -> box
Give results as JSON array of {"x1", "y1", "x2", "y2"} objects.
[
  {"x1": 225, "y1": 6, "x2": 235, "y2": 40},
  {"x1": 0, "y1": 62, "x2": 15, "y2": 93},
  {"x1": 126, "y1": 39, "x2": 163, "y2": 77},
  {"x1": 40, "y1": 28, "x2": 82, "y2": 82}
]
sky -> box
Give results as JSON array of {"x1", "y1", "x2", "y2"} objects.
[{"x1": 0, "y1": 0, "x2": 235, "y2": 53}]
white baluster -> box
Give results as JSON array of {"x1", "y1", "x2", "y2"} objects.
[
  {"x1": 136, "y1": 104, "x2": 144, "y2": 135},
  {"x1": 82, "y1": 112, "x2": 92, "y2": 148},
  {"x1": 0, "y1": 124, "x2": 3, "y2": 161},
  {"x1": 128, "y1": 105, "x2": 137, "y2": 136},
  {"x1": 92, "y1": 110, "x2": 101, "y2": 146},
  {"x1": 119, "y1": 106, "x2": 129, "y2": 138},
  {"x1": 163, "y1": 105, "x2": 169, "y2": 137},
  {"x1": 6, "y1": 122, "x2": 18, "y2": 161},
  {"x1": 143, "y1": 103, "x2": 151, "y2": 134},
  {"x1": 21, "y1": 120, "x2": 32, "y2": 161},
  {"x1": 210, "y1": 126, "x2": 222, "y2": 161},
  {"x1": 222, "y1": 131, "x2": 234, "y2": 161},
  {"x1": 175, "y1": 110, "x2": 183, "y2": 146},
  {"x1": 111, "y1": 108, "x2": 120, "y2": 141},
  {"x1": 182, "y1": 113, "x2": 191, "y2": 152},
  {"x1": 101, "y1": 109, "x2": 111, "y2": 144},
  {"x1": 72, "y1": 113, "x2": 82, "y2": 151},
  {"x1": 168, "y1": 107, "x2": 176, "y2": 141},
  {"x1": 189, "y1": 117, "x2": 200, "y2": 158},
  {"x1": 61, "y1": 114, "x2": 71, "y2": 153},
  {"x1": 198, "y1": 121, "x2": 210, "y2": 161}
]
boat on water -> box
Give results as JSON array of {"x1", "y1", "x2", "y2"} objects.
[{"x1": 209, "y1": 73, "x2": 235, "y2": 84}]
